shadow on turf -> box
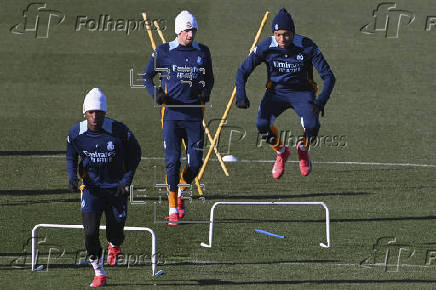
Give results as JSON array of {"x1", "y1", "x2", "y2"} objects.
[
  {"x1": 163, "y1": 259, "x2": 339, "y2": 266},
  {"x1": 0, "y1": 151, "x2": 65, "y2": 156},
  {"x1": 219, "y1": 215, "x2": 436, "y2": 224},
  {"x1": 0, "y1": 189, "x2": 68, "y2": 196},
  {"x1": 107, "y1": 279, "x2": 436, "y2": 287},
  {"x1": 205, "y1": 191, "x2": 375, "y2": 200},
  {"x1": 191, "y1": 279, "x2": 436, "y2": 286},
  {"x1": 0, "y1": 197, "x2": 78, "y2": 206},
  {"x1": 140, "y1": 191, "x2": 375, "y2": 202}
]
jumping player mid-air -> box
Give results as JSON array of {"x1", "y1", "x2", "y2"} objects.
[
  {"x1": 143, "y1": 11, "x2": 214, "y2": 225},
  {"x1": 66, "y1": 88, "x2": 141, "y2": 287},
  {"x1": 235, "y1": 8, "x2": 335, "y2": 179}
]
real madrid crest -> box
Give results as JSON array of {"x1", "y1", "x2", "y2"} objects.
[{"x1": 107, "y1": 141, "x2": 115, "y2": 151}]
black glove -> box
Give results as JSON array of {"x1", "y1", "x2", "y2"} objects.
[
  {"x1": 68, "y1": 178, "x2": 79, "y2": 193},
  {"x1": 155, "y1": 89, "x2": 168, "y2": 105},
  {"x1": 236, "y1": 98, "x2": 250, "y2": 109},
  {"x1": 309, "y1": 100, "x2": 324, "y2": 117},
  {"x1": 198, "y1": 90, "x2": 210, "y2": 103},
  {"x1": 115, "y1": 185, "x2": 130, "y2": 197}
]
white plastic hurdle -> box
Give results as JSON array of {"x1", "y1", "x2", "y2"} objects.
[
  {"x1": 31, "y1": 224, "x2": 163, "y2": 276},
  {"x1": 200, "y1": 201, "x2": 330, "y2": 248}
]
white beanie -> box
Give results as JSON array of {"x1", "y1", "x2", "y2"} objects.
[
  {"x1": 175, "y1": 10, "x2": 198, "y2": 34},
  {"x1": 83, "y1": 88, "x2": 107, "y2": 114}
]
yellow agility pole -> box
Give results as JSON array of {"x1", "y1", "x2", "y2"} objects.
[
  {"x1": 152, "y1": 20, "x2": 228, "y2": 196},
  {"x1": 197, "y1": 11, "x2": 270, "y2": 182},
  {"x1": 142, "y1": 12, "x2": 157, "y2": 50},
  {"x1": 154, "y1": 20, "x2": 166, "y2": 44}
]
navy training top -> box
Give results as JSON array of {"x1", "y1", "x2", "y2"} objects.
[{"x1": 236, "y1": 34, "x2": 335, "y2": 106}]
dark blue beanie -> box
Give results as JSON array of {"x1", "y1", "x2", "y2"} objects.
[{"x1": 272, "y1": 8, "x2": 295, "y2": 33}]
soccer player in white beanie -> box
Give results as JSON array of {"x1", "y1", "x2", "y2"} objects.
[
  {"x1": 82, "y1": 88, "x2": 107, "y2": 114},
  {"x1": 143, "y1": 11, "x2": 214, "y2": 225},
  {"x1": 67, "y1": 88, "x2": 142, "y2": 287},
  {"x1": 174, "y1": 10, "x2": 198, "y2": 35}
]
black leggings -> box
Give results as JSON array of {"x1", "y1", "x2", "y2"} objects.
[{"x1": 82, "y1": 204, "x2": 127, "y2": 259}]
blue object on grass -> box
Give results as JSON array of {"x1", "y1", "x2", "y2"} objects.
[{"x1": 255, "y1": 229, "x2": 285, "y2": 239}]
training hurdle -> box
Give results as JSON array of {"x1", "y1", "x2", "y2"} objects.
[
  {"x1": 31, "y1": 224, "x2": 163, "y2": 276},
  {"x1": 200, "y1": 201, "x2": 330, "y2": 248}
]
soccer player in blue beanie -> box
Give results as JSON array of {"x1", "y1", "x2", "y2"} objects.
[
  {"x1": 143, "y1": 11, "x2": 214, "y2": 225},
  {"x1": 66, "y1": 88, "x2": 141, "y2": 287},
  {"x1": 235, "y1": 8, "x2": 335, "y2": 179}
]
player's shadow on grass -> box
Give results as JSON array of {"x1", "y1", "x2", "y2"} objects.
[{"x1": 206, "y1": 191, "x2": 375, "y2": 200}]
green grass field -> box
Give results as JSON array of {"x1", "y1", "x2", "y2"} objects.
[{"x1": 1, "y1": 0, "x2": 436, "y2": 288}]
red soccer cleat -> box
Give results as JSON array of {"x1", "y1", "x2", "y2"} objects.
[
  {"x1": 90, "y1": 275, "x2": 106, "y2": 287},
  {"x1": 177, "y1": 197, "x2": 185, "y2": 219},
  {"x1": 296, "y1": 141, "x2": 312, "y2": 176},
  {"x1": 107, "y1": 242, "x2": 121, "y2": 266},
  {"x1": 167, "y1": 212, "x2": 179, "y2": 226},
  {"x1": 272, "y1": 146, "x2": 290, "y2": 179}
]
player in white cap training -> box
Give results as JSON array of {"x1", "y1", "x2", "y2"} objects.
[
  {"x1": 66, "y1": 88, "x2": 142, "y2": 287},
  {"x1": 143, "y1": 11, "x2": 214, "y2": 225}
]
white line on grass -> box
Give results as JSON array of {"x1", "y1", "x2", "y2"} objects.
[{"x1": 5, "y1": 155, "x2": 436, "y2": 168}]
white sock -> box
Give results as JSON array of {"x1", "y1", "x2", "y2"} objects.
[
  {"x1": 90, "y1": 257, "x2": 106, "y2": 277},
  {"x1": 169, "y1": 208, "x2": 179, "y2": 214},
  {"x1": 299, "y1": 144, "x2": 308, "y2": 152},
  {"x1": 177, "y1": 187, "x2": 183, "y2": 197}
]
